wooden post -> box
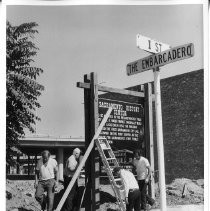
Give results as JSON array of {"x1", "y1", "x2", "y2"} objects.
[
  {"x1": 144, "y1": 83, "x2": 155, "y2": 199},
  {"x1": 153, "y1": 67, "x2": 167, "y2": 211},
  {"x1": 90, "y1": 72, "x2": 100, "y2": 210},
  {"x1": 16, "y1": 154, "x2": 20, "y2": 174},
  {"x1": 35, "y1": 154, "x2": 37, "y2": 164},
  {"x1": 28, "y1": 154, "x2": 30, "y2": 176},
  {"x1": 84, "y1": 74, "x2": 91, "y2": 211}
]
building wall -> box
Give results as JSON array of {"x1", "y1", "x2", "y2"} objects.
[
  {"x1": 155, "y1": 69, "x2": 204, "y2": 183},
  {"x1": 131, "y1": 69, "x2": 204, "y2": 183},
  {"x1": 102, "y1": 69, "x2": 204, "y2": 184}
]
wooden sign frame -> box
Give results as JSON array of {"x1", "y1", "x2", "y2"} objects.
[{"x1": 77, "y1": 72, "x2": 155, "y2": 210}]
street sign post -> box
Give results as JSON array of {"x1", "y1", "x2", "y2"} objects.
[
  {"x1": 137, "y1": 34, "x2": 171, "y2": 53},
  {"x1": 127, "y1": 38, "x2": 194, "y2": 211},
  {"x1": 153, "y1": 66, "x2": 167, "y2": 211},
  {"x1": 127, "y1": 43, "x2": 194, "y2": 76}
]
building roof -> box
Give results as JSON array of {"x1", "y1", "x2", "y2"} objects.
[{"x1": 19, "y1": 135, "x2": 85, "y2": 154}]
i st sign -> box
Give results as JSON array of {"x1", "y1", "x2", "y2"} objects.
[{"x1": 137, "y1": 34, "x2": 171, "y2": 54}]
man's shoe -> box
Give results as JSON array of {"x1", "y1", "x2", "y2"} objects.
[
  {"x1": 150, "y1": 200, "x2": 156, "y2": 209},
  {"x1": 146, "y1": 202, "x2": 156, "y2": 210},
  {"x1": 150, "y1": 198, "x2": 155, "y2": 206},
  {"x1": 145, "y1": 204, "x2": 152, "y2": 211}
]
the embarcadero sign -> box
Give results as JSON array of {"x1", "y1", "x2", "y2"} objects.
[{"x1": 127, "y1": 43, "x2": 194, "y2": 76}]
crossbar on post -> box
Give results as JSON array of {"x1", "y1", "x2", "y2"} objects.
[{"x1": 55, "y1": 106, "x2": 113, "y2": 211}]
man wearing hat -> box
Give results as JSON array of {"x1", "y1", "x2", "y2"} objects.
[
  {"x1": 62, "y1": 148, "x2": 81, "y2": 211},
  {"x1": 113, "y1": 166, "x2": 141, "y2": 211}
]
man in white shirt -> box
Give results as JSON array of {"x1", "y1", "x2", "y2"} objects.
[
  {"x1": 62, "y1": 148, "x2": 81, "y2": 211},
  {"x1": 113, "y1": 166, "x2": 141, "y2": 211},
  {"x1": 35, "y1": 150, "x2": 59, "y2": 211},
  {"x1": 133, "y1": 150, "x2": 155, "y2": 211}
]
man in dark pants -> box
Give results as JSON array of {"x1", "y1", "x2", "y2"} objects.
[
  {"x1": 62, "y1": 148, "x2": 81, "y2": 211},
  {"x1": 133, "y1": 150, "x2": 155, "y2": 211},
  {"x1": 113, "y1": 166, "x2": 141, "y2": 211},
  {"x1": 35, "y1": 150, "x2": 59, "y2": 211}
]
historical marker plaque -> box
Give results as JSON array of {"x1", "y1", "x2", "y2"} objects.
[
  {"x1": 98, "y1": 98, "x2": 144, "y2": 148},
  {"x1": 98, "y1": 98, "x2": 144, "y2": 172}
]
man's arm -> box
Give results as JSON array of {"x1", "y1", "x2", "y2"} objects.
[
  {"x1": 53, "y1": 165, "x2": 59, "y2": 190},
  {"x1": 54, "y1": 165, "x2": 59, "y2": 182},
  {"x1": 34, "y1": 170, "x2": 39, "y2": 189},
  {"x1": 122, "y1": 178, "x2": 128, "y2": 204},
  {"x1": 132, "y1": 159, "x2": 137, "y2": 174},
  {"x1": 145, "y1": 165, "x2": 152, "y2": 183},
  {"x1": 120, "y1": 171, "x2": 129, "y2": 198}
]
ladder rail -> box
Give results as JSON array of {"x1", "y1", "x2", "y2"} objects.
[
  {"x1": 96, "y1": 142, "x2": 123, "y2": 208},
  {"x1": 95, "y1": 138, "x2": 126, "y2": 211}
]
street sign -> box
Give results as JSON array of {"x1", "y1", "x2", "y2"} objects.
[
  {"x1": 127, "y1": 36, "x2": 195, "y2": 211},
  {"x1": 127, "y1": 43, "x2": 194, "y2": 76},
  {"x1": 137, "y1": 34, "x2": 171, "y2": 53}
]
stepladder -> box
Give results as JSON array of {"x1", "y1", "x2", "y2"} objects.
[{"x1": 95, "y1": 137, "x2": 126, "y2": 211}]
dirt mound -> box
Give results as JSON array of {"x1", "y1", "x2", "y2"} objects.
[
  {"x1": 156, "y1": 178, "x2": 204, "y2": 207},
  {"x1": 6, "y1": 180, "x2": 40, "y2": 211},
  {"x1": 6, "y1": 180, "x2": 65, "y2": 211},
  {"x1": 100, "y1": 178, "x2": 204, "y2": 210},
  {"x1": 6, "y1": 178, "x2": 204, "y2": 211}
]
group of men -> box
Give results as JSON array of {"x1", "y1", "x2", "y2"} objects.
[
  {"x1": 113, "y1": 149, "x2": 155, "y2": 211},
  {"x1": 34, "y1": 148, "x2": 81, "y2": 211},
  {"x1": 34, "y1": 148, "x2": 154, "y2": 211}
]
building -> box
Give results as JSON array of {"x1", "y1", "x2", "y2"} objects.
[{"x1": 7, "y1": 135, "x2": 85, "y2": 180}]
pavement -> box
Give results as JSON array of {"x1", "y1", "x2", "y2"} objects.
[{"x1": 150, "y1": 205, "x2": 204, "y2": 211}]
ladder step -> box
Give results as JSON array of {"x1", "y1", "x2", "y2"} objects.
[
  {"x1": 102, "y1": 147, "x2": 111, "y2": 150},
  {"x1": 114, "y1": 178, "x2": 122, "y2": 182},
  {"x1": 106, "y1": 158, "x2": 116, "y2": 161}
]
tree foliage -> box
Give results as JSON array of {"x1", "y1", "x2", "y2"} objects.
[{"x1": 6, "y1": 21, "x2": 44, "y2": 165}]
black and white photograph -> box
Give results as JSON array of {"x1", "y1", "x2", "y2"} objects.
[{"x1": 1, "y1": 0, "x2": 208, "y2": 211}]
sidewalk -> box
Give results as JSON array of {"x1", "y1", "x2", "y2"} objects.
[{"x1": 151, "y1": 205, "x2": 204, "y2": 211}]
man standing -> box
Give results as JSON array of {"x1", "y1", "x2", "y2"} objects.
[
  {"x1": 62, "y1": 148, "x2": 81, "y2": 211},
  {"x1": 35, "y1": 150, "x2": 59, "y2": 211},
  {"x1": 133, "y1": 150, "x2": 155, "y2": 211},
  {"x1": 113, "y1": 166, "x2": 141, "y2": 211}
]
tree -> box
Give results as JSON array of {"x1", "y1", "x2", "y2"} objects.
[{"x1": 6, "y1": 21, "x2": 44, "y2": 165}]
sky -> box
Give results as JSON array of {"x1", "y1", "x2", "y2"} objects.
[{"x1": 6, "y1": 3, "x2": 204, "y2": 138}]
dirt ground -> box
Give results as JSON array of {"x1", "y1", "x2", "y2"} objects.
[{"x1": 6, "y1": 178, "x2": 204, "y2": 211}]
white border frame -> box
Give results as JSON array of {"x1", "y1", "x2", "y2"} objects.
[{"x1": 1, "y1": 1, "x2": 208, "y2": 211}]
